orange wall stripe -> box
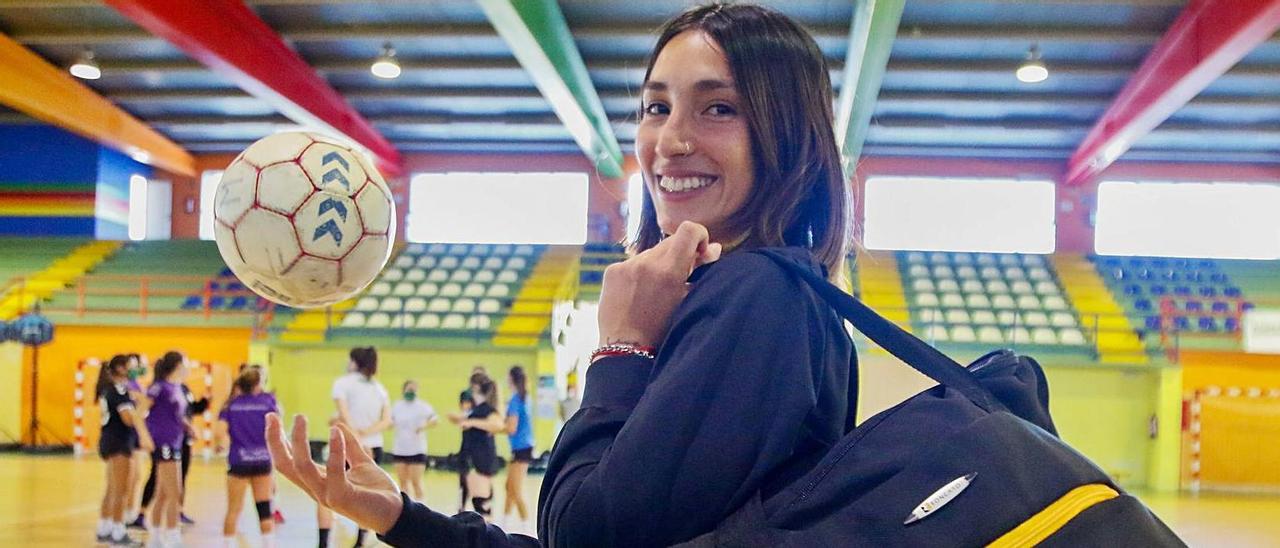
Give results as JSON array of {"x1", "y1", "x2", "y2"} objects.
[{"x1": 0, "y1": 33, "x2": 195, "y2": 176}]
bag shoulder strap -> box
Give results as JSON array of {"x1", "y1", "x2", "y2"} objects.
[{"x1": 756, "y1": 249, "x2": 1002, "y2": 413}]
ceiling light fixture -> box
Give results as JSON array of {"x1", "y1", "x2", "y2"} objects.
[
  {"x1": 1016, "y1": 44, "x2": 1048, "y2": 84},
  {"x1": 371, "y1": 43, "x2": 402, "y2": 79},
  {"x1": 69, "y1": 49, "x2": 101, "y2": 80}
]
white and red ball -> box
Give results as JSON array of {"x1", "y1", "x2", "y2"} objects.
[{"x1": 213, "y1": 132, "x2": 395, "y2": 308}]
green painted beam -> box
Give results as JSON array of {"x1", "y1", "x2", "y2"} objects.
[
  {"x1": 834, "y1": 0, "x2": 906, "y2": 176},
  {"x1": 478, "y1": 0, "x2": 624, "y2": 178}
]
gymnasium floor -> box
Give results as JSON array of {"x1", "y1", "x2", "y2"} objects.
[{"x1": 1, "y1": 453, "x2": 1277, "y2": 547}]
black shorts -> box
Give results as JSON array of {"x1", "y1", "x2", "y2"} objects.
[
  {"x1": 370, "y1": 447, "x2": 384, "y2": 464},
  {"x1": 511, "y1": 447, "x2": 534, "y2": 463},
  {"x1": 99, "y1": 433, "x2": 135, "y2": 460},
  {"x1": 392, "y1": 453, "x2": 427, "y2": 465},
  {"x1": 228, "y1": 463, "x2": 273, "y2": 478},
  {"x1": 462, "y1": 449, "x2": 498, "y2": 476},
  {"x1": 153, "y1": 442, "x2": 183, "y2": 462}
]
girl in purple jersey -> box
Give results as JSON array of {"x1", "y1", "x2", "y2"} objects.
[
  {"x1": 216, "y1": 365, "x2": 280, "y2": 547},
  {"x1": 144, "y1": 351, "x2": 188, "y2": 548}
]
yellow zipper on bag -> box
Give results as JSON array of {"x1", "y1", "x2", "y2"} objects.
[{"x1": 986, "y1": 484, "x2": 1120, "y2": 548}]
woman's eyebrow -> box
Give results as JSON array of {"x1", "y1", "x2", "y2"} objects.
[{"x1": 642, "y1": 79, "x2": 736, "y2": 93}]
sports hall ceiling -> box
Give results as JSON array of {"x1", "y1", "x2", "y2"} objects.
[{"x1": 0, "y1": 0, "x2": 1278, "y2": 168}]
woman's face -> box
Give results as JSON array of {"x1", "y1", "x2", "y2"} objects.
[
  {"x1": 637, "y1": 30, "x2": 755, "y2": 243},
  {"x1": 470, "y1": 384, "x2": 486, "y2": 404}
]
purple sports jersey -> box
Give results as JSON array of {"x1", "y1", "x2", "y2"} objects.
[
  {"x1": 218, "y1": 392, "x2": 278, "y2": 467},
  {"x1": 145, "y1": 381, "x2": 187, "y2": 447},
  {"x1": 127, "y1": 379, "x2": 142, "y2": 393}
]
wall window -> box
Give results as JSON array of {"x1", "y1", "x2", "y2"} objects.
[
  {"x1": 864, "y1": 177, "x2": 1056, "y2": 253},
  {"x1": 408, "y1": 172, "x2": 588, "y2": 244},
  {"x1": 1095, "y1": 181, "x2": 1280, "y2": 259},
  {"x1": 198, "y1": 170, "x2": 223, "y2": 241},
  {"x1": 127, "y1": 174, "x2": 148, "y2": 241}
]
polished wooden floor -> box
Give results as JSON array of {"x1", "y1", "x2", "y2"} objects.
[{"x1": 0, "y1": 453, "x2": 1276, "y2": 546}]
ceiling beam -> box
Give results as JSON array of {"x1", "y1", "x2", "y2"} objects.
[
  {"x1": 102, "y1": 0, "x2": 403, "y2": 175},
  {"x1": 0, "y1": 32, "x2": 194, "y2": 175},
  {"x1": 1062, "y1": 0, "x2": 1280, "y2": 186},
  {"x1": 834, "y1": 0, "x2": 906, "y2": 175},
  {"x1": 476, "y1": 0, "x2": 624, "y2": 177}
]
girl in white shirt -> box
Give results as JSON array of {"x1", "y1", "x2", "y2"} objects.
[{"x1": 390, "y1": 380, "x2": 438, "y2": 501}]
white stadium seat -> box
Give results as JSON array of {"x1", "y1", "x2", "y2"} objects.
[
  {"x1": 366, "y1": 313, "x2": 391, "y2": 328},
  {"x1": 415, "y1": 282, "x2": 439, "y2": 297},
  {"x1": 382, "y1": 268, "x2": 403, "y2": 282},
  {"x1": 393, "y1": 282, "x2": 415, "y2": 297},
  {"x1": 416, "y1": 313, "x2": 441, "y2": 329},
  {"x1": 340, "y1": 312, "x2": 366, "y2": 328},
  {"x1": 440, "y1": 283, "x2": 462, "y2": 297},
  {"x1": 368, "y1": 282, "x2": 391, "y2": 296},
  {"x1": 478, "y1": 299, "x2": 501, "y2": 314},
  {"x1": 404, "y1": 269, "x2": 426, "y2": 283},
  {"x1": 378, "y1": 297, "x2": 403, "y2": 312},
  {"x1": 405, "y1": 298, "x2": 427, "y2": 313},
  {"x1": 428, "y1": 298, "x2": 452, "y2": 313},
  {"x1": 355, "y1": 297, "x2": 379, "y2": 312}
]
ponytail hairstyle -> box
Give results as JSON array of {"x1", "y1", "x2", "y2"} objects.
[
  {"x1": 350, "y1": 346, "x2": 378, "y2": 379},
  {"x1": 235, "y1": 365, "x2": 263, "y2": 395},
  {"x1": 508, "y1": 366, "x2": 528, "y2": 400},
  {"x1": 153, "y1": 351, "x2": 184, "y2": 384},
  {"x1": 96, "y1": 354, "x2": 130, "y2": 403},
  {"x1": 471, "y1": 374, "x2": 499, "y2": 406}
]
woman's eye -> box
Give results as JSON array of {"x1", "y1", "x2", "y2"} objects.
[
  {"x1": 706, "y1": 103, "x2": 736, "y2": 116},
  {"x1": 643, "y1": 102, "x2": 669, "y2": 116}
]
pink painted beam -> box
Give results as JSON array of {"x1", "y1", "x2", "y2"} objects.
[
  {"x1": 105, "y1": 0, "x2": 402, "y2": 176},
  {"x1": 1063, "y1": 0, "x2": 1280, "y2": 186}
]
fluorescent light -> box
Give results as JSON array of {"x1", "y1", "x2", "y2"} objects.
[
  {"x1": 128, "y1": 175, "x2": 148, "y2": 241},
  {"x1": 1016, "y1": 45, "x2": 1048, "y2": 84},
  {"x1": 69, "y1": 49, "x2": 101, "y2": 80},
  {"x1": 370, "y1": 43, "x2": 401, "y2": 79}
]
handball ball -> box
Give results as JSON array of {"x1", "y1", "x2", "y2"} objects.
[{"x1": 213, "y1": 132, "x2": 395, "y2": 308}]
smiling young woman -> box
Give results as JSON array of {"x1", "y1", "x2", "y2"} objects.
[{"x1": 265, "y1": 4, "x2": 855, "y2": 547}]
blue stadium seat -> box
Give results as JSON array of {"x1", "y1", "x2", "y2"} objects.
[
  {"x1": 1197, "y1": 317, "x2": 1218, "y2": 332},
  {"x1": 181, "y1": 296, "x2": 201, "y2": 309},
  {"x1": 1198, "y1": 286, "x2": 1216, "y2": 298},
  {"x1": 227, "y1": 296, "x2": 248, "y2": 310},
  {"x1": 1124, "y1": 284, "x2": 1142, "y2": 296},
  {"x1": 1185, "y1": 300, "x2": 1203, "y2": 312},
  {"x1": 1211, "y1": 301, "x2": 1230, "y2": 314},
  {"x1": 1148, "y1": 285, "x2": 1167, "y2": 296},
  {"x1": 1173, "y1": 316, "x2": 1191, "y2": 331},
  {"x1": 1134, "y1": 299, "x2": 1152, "y2": 312},
  {"x1": 1224, "y1": 317, "x2": 1240, "y2": 332},
  {"x1": 1210, "y1": 273, "x2": 1228, "y2": 284},
  {"x1": 1174, "y1": 286, "x2": 1192, "y2": 296},
  {"x1": 208, "y1": 296, "x2": 226, "y2": 309},
  {"x1": 1144, "y1": 316, "x2": 1162, "y2": 331},
  {"x1": 1224, "y1": 286, "x2": 1242, "y2": 298}
]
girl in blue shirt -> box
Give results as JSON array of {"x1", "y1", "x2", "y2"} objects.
[{"x1": 503, "y1": 366, "x2": 534, "y2": 531}]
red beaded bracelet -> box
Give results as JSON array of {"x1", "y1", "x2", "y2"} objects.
[{"x1": 590, "y1": 343, "x2": 656, "y2": 363}]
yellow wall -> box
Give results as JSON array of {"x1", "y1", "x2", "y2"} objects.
[
  {"x1": 266, "y1": 345, "x2": 541, "y2": 456},
  {"x1": 19, "y1": 325, "x2": 251, "y2": 444},
  {"x1": 857, "y1": 351, "x2": 1167, "y2": 489},
  {"x1": 1180, "y1": 350, "x2": 1280, "y2": 392},
  {"x1": 0, "y1": 342, "x2": 22, "y2": 444}
]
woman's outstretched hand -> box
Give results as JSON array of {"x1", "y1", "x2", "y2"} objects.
[
  {"x1": 266, "y1": 413, "x2": 402, "y2": 534},
  {"x1": 598, "y1": 221, "x2": 722, "y2": 348}
]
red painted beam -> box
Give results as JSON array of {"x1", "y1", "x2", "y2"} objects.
[
  {"x1": 105, "y1": 0, "x2": 402, "y2": 176},
  {"x1": 1062, "y1": 0, "x2": 1280, "y2": 186}
]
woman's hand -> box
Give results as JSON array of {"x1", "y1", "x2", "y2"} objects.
[
  {"x1": 598, "y1": 221, "x2": 722, "y2": 348},
  {"x1": 266, "y1": 413, "x2": 402, "y2": 534}
]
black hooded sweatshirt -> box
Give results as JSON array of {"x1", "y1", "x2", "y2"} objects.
[{"x1": 380, "y1": 247, "x2": 856, "y2": 547}]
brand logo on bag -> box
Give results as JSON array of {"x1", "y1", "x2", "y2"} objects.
[{"x1": 904, "y1": 472, "x2": 976, "y2": 525}]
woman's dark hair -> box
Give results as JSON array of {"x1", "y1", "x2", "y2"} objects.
[
  {"x1": 508, "y1": 366, "x2": 528, "y2": 400},
  {"x1": 96, "y1": 354, "x2": 130, "y2": 403},
  {"x1": 471, "y1": 375, "x2": 498, "y2": 405},
  {"x1": 153, "y1": 351, "x2": 183, "y2": 382},
  {"x1": 633, "y1": 3, "x2": 850, "y2": 277},
  {"x1": 235, "y1": 365, "x2": 262, "y2": 395},
  {"x1": 350, "y1": 346, "x2": 377, "y2": 378}
]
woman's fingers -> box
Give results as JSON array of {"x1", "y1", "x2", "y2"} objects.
[
  {"x1": 335, "y1": 422, "x2": 376, "y2": 467},
  {"x1": 325, "y1": 426, "x2": 350, "y2": 502},
  {"x1": 290, "y1": 414, "x2": 328, "y2": 500},
  {"x1": 266, "y1": 414, "x2": 296, "y2": 479}
]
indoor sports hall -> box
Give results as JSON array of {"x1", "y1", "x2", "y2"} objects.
[{"x1": 1, "y1": 0, "x2": 1279, "y2": 546}]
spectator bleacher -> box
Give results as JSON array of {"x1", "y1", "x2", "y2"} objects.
[
  {"x1": 332, "y1": 243, "x2": 542, "y2": 333},
  {"x1": 900, "y1": 251, "x2": 1087, "y2": 347}
]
